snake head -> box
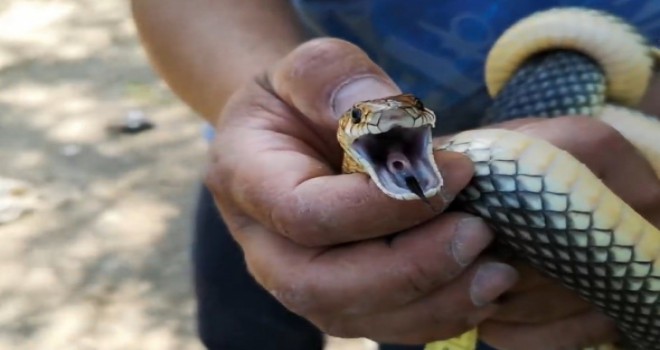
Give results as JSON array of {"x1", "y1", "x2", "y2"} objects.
[{"x1": 337, "y1": 94, "x2": 443, "y2": 201}]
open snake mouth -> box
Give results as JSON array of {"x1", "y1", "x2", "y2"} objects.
[{"x1": 351, "y1": 125, "x2": 441, "y2": 200}]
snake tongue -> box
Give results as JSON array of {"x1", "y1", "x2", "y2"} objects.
[
  {"x1": 386, "y1": 149, "x2": 431, "y2": 206},
  {"x1": 404, "y1": 176, "x2": 432, "y2": 207}
]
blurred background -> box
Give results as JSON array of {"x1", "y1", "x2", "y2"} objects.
[{"x1": 0, "y1": 0, "x2": 375, "y2": 349}]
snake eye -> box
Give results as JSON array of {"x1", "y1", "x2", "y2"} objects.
[
  {"x1": 414, "y1": 98, "x2": 425, "y2": 111},
  {"x1": 351, "y1": 108, "x2": 362, "y2": 123}
]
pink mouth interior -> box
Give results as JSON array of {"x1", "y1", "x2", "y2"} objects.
[{"x1": 352, "y1": 126, "x2": 440, "y2": 197}]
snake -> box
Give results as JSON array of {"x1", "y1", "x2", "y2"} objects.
[{"x1": 336, "y1": 7, "x2": 660, "y2": 350}]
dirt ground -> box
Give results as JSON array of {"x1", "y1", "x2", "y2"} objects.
[{"x1": 0, "y1": 1, "x2": 375, "y2": 349}]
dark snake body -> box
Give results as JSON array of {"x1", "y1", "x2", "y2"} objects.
[
  {"x1": 445, "y1": 50, "x2": 659, "y2": 349},
  {"x1": 486, "y1": 50, "x2": 605, "y2": 123}
]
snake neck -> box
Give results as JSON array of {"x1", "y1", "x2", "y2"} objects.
[{"x1": 484, "y1": 50, "x2": 607, "y2": 124}]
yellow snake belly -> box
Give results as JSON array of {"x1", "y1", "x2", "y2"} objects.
[{"x1": 335, "y1": 7, "x2": 660, "y2": 350}]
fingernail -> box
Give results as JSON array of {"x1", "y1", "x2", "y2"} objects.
[
  {"x1": 332, "y1": 76, "x2": 399, "y2": 118},
  {"x1": 470, "y1": 262, "x2": 519, "y2": 307},
  {"x1": 439, "y1": 190, "x2": 455, "y2": 204},
  {"x1": 451, "y1": 217, "x2": 493, "y2": 266},
  {"x1": 434, "y1": 151, "x2": 475, "y2": 206}
]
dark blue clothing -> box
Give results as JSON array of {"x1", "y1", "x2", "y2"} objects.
[
  {"x1": 194, "y1": 2, "x2": 660, "y2": 349},
  {"x1": 292, "y1": 0, "x2": 660, "y2": 134}
]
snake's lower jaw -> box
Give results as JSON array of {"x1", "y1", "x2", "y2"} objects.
[
  {"x1": 351, "y1": 126, "x2": 443, "y2": 201},
  {"x1": 373, "y1": 174, "x2": 442, "y2": 201}
]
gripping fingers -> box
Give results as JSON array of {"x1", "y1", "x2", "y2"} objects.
[
  {"x1": 243, "y1": 213, "x2": 503, "y2": 319},
  {"x1": 269, "y1": 151, "x2": 473, "y2": 246},
  {"x1": 318, "y1": 259, "x2": 517, "y2": 345}
]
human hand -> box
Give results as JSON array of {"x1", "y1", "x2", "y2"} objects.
[
  {"x1": 476, "y1": 116, "x2": 660, "y2": 349},
  {"x1": 204, "y1": 38, "x2": 521, "y2": 344}
]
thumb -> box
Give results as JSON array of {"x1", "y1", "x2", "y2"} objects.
[{"x1": 270, "y1": 38, "x2": 401, "y2": 131}]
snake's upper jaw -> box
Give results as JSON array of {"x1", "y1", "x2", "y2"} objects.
[{"x1": 350, "y1": 125, "x2": 443, "y2": 201}]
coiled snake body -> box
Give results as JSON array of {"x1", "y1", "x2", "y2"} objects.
[{"x1": 337, "y1": 8, "x2": 660, "y2": 350}]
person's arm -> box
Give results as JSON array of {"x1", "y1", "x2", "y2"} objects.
[{"x1": 130, "y1": 0, "x2": 305, "y2": 122}]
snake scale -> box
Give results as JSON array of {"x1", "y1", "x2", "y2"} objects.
[{"x1": 337, "y1": 8, "x2": 660, "y2": 350}]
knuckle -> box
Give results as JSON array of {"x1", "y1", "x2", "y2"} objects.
[
  {"x1": 402, "y1": 259, "x2": 442, "y2": 297},
  {"x1": 270, "y1": 193, "x2": 334, "y2": 247},
  {"x1": 261, "y1": 266, "x2": 348, "y2": 319},
  {"x1": 270, "y1": 201, "x2": 317, "y2": 247}
]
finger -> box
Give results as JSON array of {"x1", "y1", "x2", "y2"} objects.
[
  {"x1": 322, "y1": 260, "x2": 517, "y2": 344},
  {"x1": 482, "y1": 260, "x2": 592, "y2": 325},
  {"x1": 483, "y1": 116, "x2": 660, "y2": 224},
  {"x1": 511, "y1": 116, "x2": 660, "y2": 226},
  {"x1": 270, "y1": 38, "x2": 401, "y2": 130},
  {"x1": 505, "y1": 261, "x2": 554, "y2": 292},
  {"x1": 243, "y1": 212, "x2": 512, "y2": 317},
  {"x1": 492, "y1": 281, "x2": 591, "y2": 324},
  {"x1": 479, "y1": 310, "x2": 619, "y2": 350}
]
